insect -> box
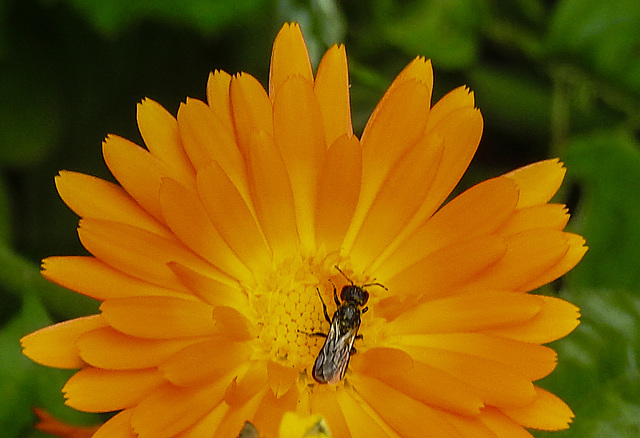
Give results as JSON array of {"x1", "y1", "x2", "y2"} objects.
[{"x1": 312, "y1": 267, "x2": 386, "y2": 385}]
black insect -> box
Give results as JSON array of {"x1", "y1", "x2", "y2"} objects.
[{"x1": 312, "y1": 267, "x2": 386, "y2": 385}]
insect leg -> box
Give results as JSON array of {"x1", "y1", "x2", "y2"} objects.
[
  {"x1": 331, "y1": 282, "x2": 340, "y2": 307},
  {"x1": 316, "y1": 288, "x2": 331, "y2": 324}
]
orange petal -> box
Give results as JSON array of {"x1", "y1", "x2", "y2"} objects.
[
  {"x1": 78, "y1": 218, "x2": 224, "y2": 291},
  {"x1": 395, "y1": 333, "x2": 557, "y2": 381},
  {"x1": 434, "y1": 412, "x2": 499, "y2": 438},
  {"x1": 252, "y1": 383, "x2": 299, "y2": 437},
  {"x1": 55, "y1": 171, "x2": 168, "y2": 237},
  {"x1": 501, "y1": 386, "x2": 574, "y2": 431},
  {"x1": 214, "y1": 388, "x2": 266, "y2": 438},
  {"x1": 517, "y1": 233, "x2": 587, "y2": 292},
  {"x1": 310, "y1": 386, "x2": 350, "y2": 438},
  {"x1": 425, "y1": 86, "x2": 475, "y2": 134},
  {"x1": 470, "y1": 229, "x2": 570, "y2": 291},
  {"x1": 335, "y1": 387, "x2": 397, "y2": 437},
  {"x1": 160, "y1": 336, "x2": 252, "y2": 386},
  {"x1": 102, "y1": 134, "x2": 193, "y2": 223},
  {"x1": 314, "y1": 44, "x2": 353, "y2": 145},
  {"x1": 92, "y1": 409, "x2": 136, "y2": 438},
  {"x1": 247, "y1": 131, "x2": 299, "y2": 258},
  {"x1": 403, "y1": 346, "x2": 537, "y2": 407},
  {"x1": 100, "y1": 296, "x2": 216, "y2": 339},
  {"x1": 176, "y1": 98, "x2": 249, "y2": 200},
  {"x1": 63, "y1": 367, "x2": 164, "y2": 412},
  {"x1": 375, "y1": 175, "x2": 517, "y2": 279},
  {"x1": 273, "y1": 75, "x2": 326, "y2": 250},
  {"x1": 158, "y1": 177, "x2": 251, "y2": 282},
  {"x1": 351, "y1": 373, "x2": 464, "y2": 438},
  {"x1": 499, "y1": 204, "x2": 569, "y2": 236},
  {"x1": 33, "y1": 408, "x2": 101, "y2": 438},
  {"x1": 174, "y1": 403, "x2": 228, "y2": 438},
  {"x1": 42, "y1": 256, "x2": 187, "y2": 301},
  {"x1": 131, "y1": 379, "x2": 229, "y2": 438},
  {"x1": 345, "y1": 79, "x2": 431, "y2": 252},
  {"x1": 77, "y1": 326, "x2": 198, "y2": 370},
  {"x1": 487, "y1": 295, "x2": 580, "y2": 343},
  {"x1": 196, "y1": 160, "x2": 271, "y2": 272},
  {"x1": 224, "y1": 362, "x2": 268, "y2": 407},
  {"x1": 350, "y1": 134, "x2": 443, "y2": 270},
  {"x1": 168, "y1": 262, "x2": 249, "y2": 313},
  {"x1": 206, "y1": 70, "x2": 233, "y2": 133},
  {"x1": 386, "y1": 290, "x2": 543, "y2": 335},
  {"x1": 374, "y1": 57, "x2": 433, "y2": 110},
  {"x1": 350, "y1": 347, "x2": 484, "y2": 416},
  {"x1": 505, "y1": 159, "x2": 566, "y2": 208},
  {"x1": 269, "y1": 22, "x2": 313, "y2": 98},
  {"x1": 479, "y1": 407, "x2": 534, "y2": 438},
  {"x1": 137, "y1": 98, "x2": 195, "y2": 184},
  {"x1": 230, "y1": 73, "x2": 273, "y2": 157},
  {"x1": 315, "y1": 134, "x2": 361, "y2": 251},
  {"x1": 21, "y1": 315, "x2": 106, "y2": 368},
  {"x1": 410, "y1": 105, "x2": 483, "y2": 231},
  {"x1": 387, "y1": 236, "x2": 507, "y2": 298},
  {"x1": 267, "y1": 359, "x2": 298, "y2": 398}
]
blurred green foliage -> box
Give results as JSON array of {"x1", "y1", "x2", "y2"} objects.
[{"x1": 1, "y1": 0, "x2": 639, "y2": 436}]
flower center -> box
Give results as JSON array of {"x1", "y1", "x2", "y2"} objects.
[{"x1": 246, "y1": 253, "x2": 347, "y2": 373}]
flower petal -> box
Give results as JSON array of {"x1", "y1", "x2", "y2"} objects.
[
  {"x1": 78, "y1": 218, "x2": 225, "y2": 291},
  {"x1": 159, "y1": 177, "x2": 251, "y2": 282},
  {"x1": 20, "y1": 315, "x2": 106, "y2": 368},
  {"x1": 206, "y1": 69, "x2": 233, "y2": 133},
  {"x1": 267, "y1": 359, "x2": 298, "y2": 398},
  {"x1": 470, "y1": 229, "x2": 570, "y2": 291},
  {"x1": 55, "y1": 171, "x2": 168, "y2": 237},
  {"x1": 501, "y1": 387, "x2": 574, "y2": 431},
  {"x1": 102, "y1": 134, "x2": 194, "y2": 222},
  {"x1": 269, "y1": 22, "x2": 313, "y2": 98},
  {"x1": 131, "y1": 379, "x2": 229, "y2": 438},
  {"x1": 499, "y1": 204, "x2": 569, "y2": 236},
  {"x1": 350, "y1": 347, "x2": 484, "y2": 416},
  {"x1": 395, "y1": 333, "x2": 557, "y2": 380},
  {"x1": 403, "y1": 346, "x2": 537, "y2": 407},
  {"x1": 63, "y1": 367, "x2": 164, "y2": 412},
  {"x1": 197, "y1": 162, "x2": 271, "y2": 271},
  {"x1": 353, "y1": 374, "x2": 464, "y2": 438},
  {"x1": 77, "y1": 326, "x2": 198, "y2": 370},
  {"x1": 375, "y1": 175, "x2": 518, "y2": 279},
  {"x1": 487, "y1": 295, "x2": 580, "y2": 343},
  {"x1": 92, "y1": 409, "x2": 136, "y2": 438},
  {"x1": 387, "y1": 236, "x2": 507, "y2": 298},
  {"x1": 315, "y1": 134, "x2": 362, "y2": 250},
  {"x1": 174, "y1": 403, "x2": 227, "y2": 438},
  {"x1": 385, "y1": 290, "x2": 544, "y2": 335},
  {"x1": 505, "y1": 159, "x2": 566, "y2": 208},
  {"x1": 176, "y1": 98, "x2": 248, "y2": 200},
  {"x1": 100, "y1": 296, "x2": 216, "y2": 339},
  {"x1": 230, "y1": 73, "x2": 273, "y2": 157},
  {"x1": 350, "y1": 134, "x2": 443, "y2": 269},
  {"x1": 42, "y1": 256, "x2": 186, "y2": 301},
  {"x1": 479, "y1": 407, "x2": 534, "y2": 438},
  {"x1": 344, "y1": 79, "x2": 431, "y2": 252},
  {"x1": 335, "y1": 387, "x2": 397, "y2": 437},
  {"x1": 310, "y1": 386, "x2": 350, "y2": 438},
  {"x1": 137, "y1": 98, "x2": 195, "y2": 185},
  {"x1": 160, "y1": 336, "x2": 252, "y2": 386},
  {"x1": 314, "y1": 44, "x2": 352, "y2": 145},
  {"x1": 252, "y1": 383, "x2": 299, "y2": 437},
  {"x1": 247, "y1": 131, "x2": 299, "y2": 258},
  {"x1": 273, "y1": 75, "x2": 325, "y2": 250}
]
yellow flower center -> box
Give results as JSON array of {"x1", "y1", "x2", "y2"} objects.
[{"x1": 246, "y1": 253, "x2": 354, "y2": 373}]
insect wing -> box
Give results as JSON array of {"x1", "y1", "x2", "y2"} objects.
[{"x1": 312, "y1": 318, "x2": 357, "y2": 385}]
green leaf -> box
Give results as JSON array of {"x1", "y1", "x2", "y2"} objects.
[
  {"x1": 546, "y1": 0, "x2": 640, "y2": 93},
  {"x1": 384, "y1": 0, "x2": 487, "y2": 70},
  {"x1": 535, "y1": 288, "x2": 640, "y2": 437},
  {"x1": 562, "y1": 129, "x2": 640, "y2": 291},
  {"x1": 55, "y1": 0, "x2": 270, "y2": 36}
]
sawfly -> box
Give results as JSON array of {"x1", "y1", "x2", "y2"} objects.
[{"x1": 312, "y1": 267, "x2": 386, "y2": 384}]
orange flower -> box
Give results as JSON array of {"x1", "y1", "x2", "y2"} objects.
[{"x1": 21, "y1": 23, "x2": 586, "y2": 437}]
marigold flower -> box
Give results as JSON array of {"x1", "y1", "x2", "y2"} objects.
[{"x1": 21, "y1": 23, "x2": 586, "y2": 437}]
